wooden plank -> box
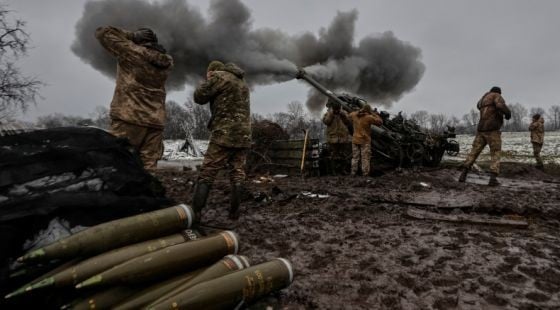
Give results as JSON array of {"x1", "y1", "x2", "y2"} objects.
[{"x1": 405, "y1": 208, "x2": 529, "y2": 228}]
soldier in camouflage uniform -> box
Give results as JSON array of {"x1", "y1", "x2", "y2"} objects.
[
  {"x1": 459, "y1": 86, "x2": 511, "y2": 186},
  {"x1": 322, "y1": 100, "x2": 351, "y2": 175},
  {"x1": 192, "y1": 61, "x2": 251, "y2": 221},
  {"x1": 349, "y1": 104, "x2": 383, "y2": 176},
  {"x1": 96, "y1": 26, "x2": 173, "y2": 171},
  {"x1": 529, "y1": 114, "x2": 545, "y2": 170}
]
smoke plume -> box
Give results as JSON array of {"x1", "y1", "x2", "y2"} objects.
[{"x1": 72, "y1": 0, "x2": 425, "y2": 110}]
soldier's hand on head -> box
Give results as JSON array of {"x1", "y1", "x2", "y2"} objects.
[{"x1": 132, "y1": 28, "x2": 156, "y2": 44}]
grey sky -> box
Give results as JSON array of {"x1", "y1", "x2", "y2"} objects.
[{"x1": 8, "y1": 0, "x2": 560, "y2": 121}]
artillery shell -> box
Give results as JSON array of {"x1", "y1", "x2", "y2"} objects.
[
  {"x1": 17, "y1": 204, "x2": 195, "y2": 264},
  {"x1": 68, "y1": 286, "x2": 136, "y2": 310},
  {"x1": 148, "y1": 254, "x2": 251, "y2": 306},
  {"x1": 148, "y1": 258, "x2": 293, "y2": 310},
  {"x1": 111, "y1": 270, "x2": 201, "y2": 310},
  {"x1": 4, "y1": 258, "x2": 80, "y2": 299},
  {"x1": 76, "y1": 231, "x2": 239, "y2": 289}
]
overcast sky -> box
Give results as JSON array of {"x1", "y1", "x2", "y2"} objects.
[{"x1": 8, "y1": 0, "x2": 560, "y2": 121}]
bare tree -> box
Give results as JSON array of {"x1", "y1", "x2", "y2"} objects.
[
  {"x1": 184, "y1": 99, "x2": 211, "y2": 139},
  {"x1": 0, "y1": 103, "x2": 16, "y2": 122},
  {"x1": 529, "y1": 107, "x2": 545, "y2": 118},
  {"x1": 447, "y1": 116, "x2": 460, "y2": 128},
  {"x1": 0, "y1": 6, "x2": 42, "y2": 118},
  {"x1": 548, "y1": 105, "x2": 560, "y2": 130},
  {"x1": 163, "y1": 100, "x2": 190, "y2": 139},
  {"x1": 410, "y1": 110, "x2": 429, "y2": 129},
  {"x1": 429, "y1": 113, "x2": 448, "y2": 133},
  {"x1": 504, "y1": 102, "x2": 527, "y2": 131}
]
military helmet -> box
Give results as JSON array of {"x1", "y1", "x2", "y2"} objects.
[
  {"x1": 490, "y1": 86, "x2": 502, "y2": 94},
  {"x1": 207, "y1": 60, "x2": 225, "y2": 72}
]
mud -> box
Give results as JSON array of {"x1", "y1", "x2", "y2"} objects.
[{"x1": 155, "y1": 162, "x2": 560, "y2": 309}]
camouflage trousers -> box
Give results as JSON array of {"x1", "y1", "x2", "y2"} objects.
[
  {"x1": 198, "y1": 141, "x2": 248, "y2": 184},
  {"x1": 532, "y1": 142, "x2": 543, "y2": 166},
  {"x1": 463, "y1": 130, "x2": 501, "y2": 174},
  {"x1": 351, "y1": 142, "x2": 371, "y2": 176},
  {"x1": 111, "y1": 119, "x2": 163, "y2": 170}
]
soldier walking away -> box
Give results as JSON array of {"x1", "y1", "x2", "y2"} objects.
[
  {"x1": 529, "y1": 114, "x2": 545, "y2": 170},
  {"x1": 322, "y1": 101, "x2": 352, "y2": 175},
  {"x1": 349, "y1": 104, "x2": 383, "y2": 176},
  {"x1": 96, "y1": 26, "x2": 173, "y2": 171},
  {"x1": 191, "y1": 61, "x2": 251, "y2": 221},
  {"x1": 458, "y1": 86, "x2": 511, "y2": 186}
]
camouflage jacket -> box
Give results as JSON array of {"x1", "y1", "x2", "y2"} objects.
[
  {"x1": 529, "y1": 117, "x2": 545, "y2": 144},
  {"x1": 476, "y1": 92, "x2": 511, "y2": 132},
  {"x1": 96, "y1": 26, "x2": 173, "y2": 129},
  {"x1": 322, "y1": 110, "x2": 351, "y2": 143},
  {"x1": 349, "y1": 111, "x2": 383, "y2": 145},
  {"x1": 193, "y1": 63, "x2": 251, "y2": 148}
]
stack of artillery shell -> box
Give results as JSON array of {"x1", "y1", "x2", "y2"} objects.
[
  {"x1": 5, "y1": 205, "x2": 294, "y2": 309},
  {"x1": 6, "y1": 229, "x2": 201, "y2": 298}
]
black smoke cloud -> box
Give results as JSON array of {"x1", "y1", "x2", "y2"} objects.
[{"x1": 72, "y1": 0, "x2": 425, "y2": 110}]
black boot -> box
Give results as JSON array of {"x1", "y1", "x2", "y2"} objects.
[
  {"x1": 458, "y1": 168, "x2": 469, "y2": 182},
  {"x1": 488, "y1": 173, "x2": 500, "y2": 186},
  {"x1": 229, "y1": 183, "x2": 243, "y2": 220},
  {"x1": 192, "y1": 181, "x2": 211, "y2": 223}
]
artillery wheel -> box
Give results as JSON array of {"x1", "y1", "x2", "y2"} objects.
[
  {"x1": 446, "y1": 140, "x2": 460, "y2": 156},
  {"x1": 406, "y1": 143, "x2": 425, "y2": 163}
]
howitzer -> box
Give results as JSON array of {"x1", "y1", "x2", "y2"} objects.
[{"x1": 296, "y1": 68, "x2": 459, "y2": 168}]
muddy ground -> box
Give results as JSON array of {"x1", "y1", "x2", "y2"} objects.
[{"x1": 155, "y1": 162, "x2": 560, "y2": 310}]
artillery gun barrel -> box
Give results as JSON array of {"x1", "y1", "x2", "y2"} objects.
[
  {"x1": 296, "y1": 68, "x2": 391, "y2": 139},
  {"x1": 296, "y1": 69, "x2": 352, "y2": 112}
]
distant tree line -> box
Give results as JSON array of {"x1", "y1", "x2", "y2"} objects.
[
  {"x1": 409, "y1": 103, "x2": 560, "y2": 135},
  {"x1": 31, "y1": 101, "x2": 560, "y2": 141}
]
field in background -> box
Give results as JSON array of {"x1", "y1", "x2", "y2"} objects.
[
  {"x1": 446, "y1": 131, "x2": 560, "y2": 164},
  {"x1": 162, "y1": 131, "x2": 560, "y2": 165}
]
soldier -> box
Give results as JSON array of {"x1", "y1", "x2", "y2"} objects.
[
  {"x1": 96, "y1": 26, "x2": 173, "y2": 171},
  {"x1": 322, "y1": 101, "x2": 351, "y2": 175},
  {"x1": 349, "y1": 104, "x2": 383, "y2": 176},
  {"x1": 529, "y1": 114, "x2": 545, "y2": 170},
  {"x1": 458, "y1": 86, "x2": 511, "y2": 186},
  {"x1": 191, "y1": 61, "x2": 251, "y2": 221}
]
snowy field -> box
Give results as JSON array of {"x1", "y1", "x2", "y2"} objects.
[
  {"x1": 163, "y1": 131, "x2": 560, "y2": 165},
  {"x1": 446, "y1": 131, "x2": 560, "y2": 164}
]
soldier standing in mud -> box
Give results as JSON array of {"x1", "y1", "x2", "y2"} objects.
[
  {"x1": 459, "y1": 86, "x2": 511, "y2": 186},
  {"x1": 191, "y1": 61, "x2": 251, "y2": 221},
  {"x1": 349, "y1": 104, "x2": 383, "y2": 176},
  {"x1": 96, "y1": 26, "x2": 173, "y2": 171},
  {"x1": 529, "y1": 114, "x2": 545, "y2": 170},
  {"x1": 322, "y1": 100, "x2": 352, "y2": 175}
]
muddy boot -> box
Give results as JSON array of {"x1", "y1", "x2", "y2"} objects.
[
  {"x1": 229, "y1": 183, "x2": 243, "y2": 220},
  {"x1": 192, "y1": 181, "x2": 211, "y2": 223},
  {"x1": 488, "y1": 173, "x2": 500, "y2": 186},
  {"x1": 458, "y1": 168, "x2": 468, "y2": 182}
]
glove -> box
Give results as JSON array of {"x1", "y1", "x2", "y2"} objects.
[{"x1": 132, "y1": 28, "x2": 157, "y2": 44}]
